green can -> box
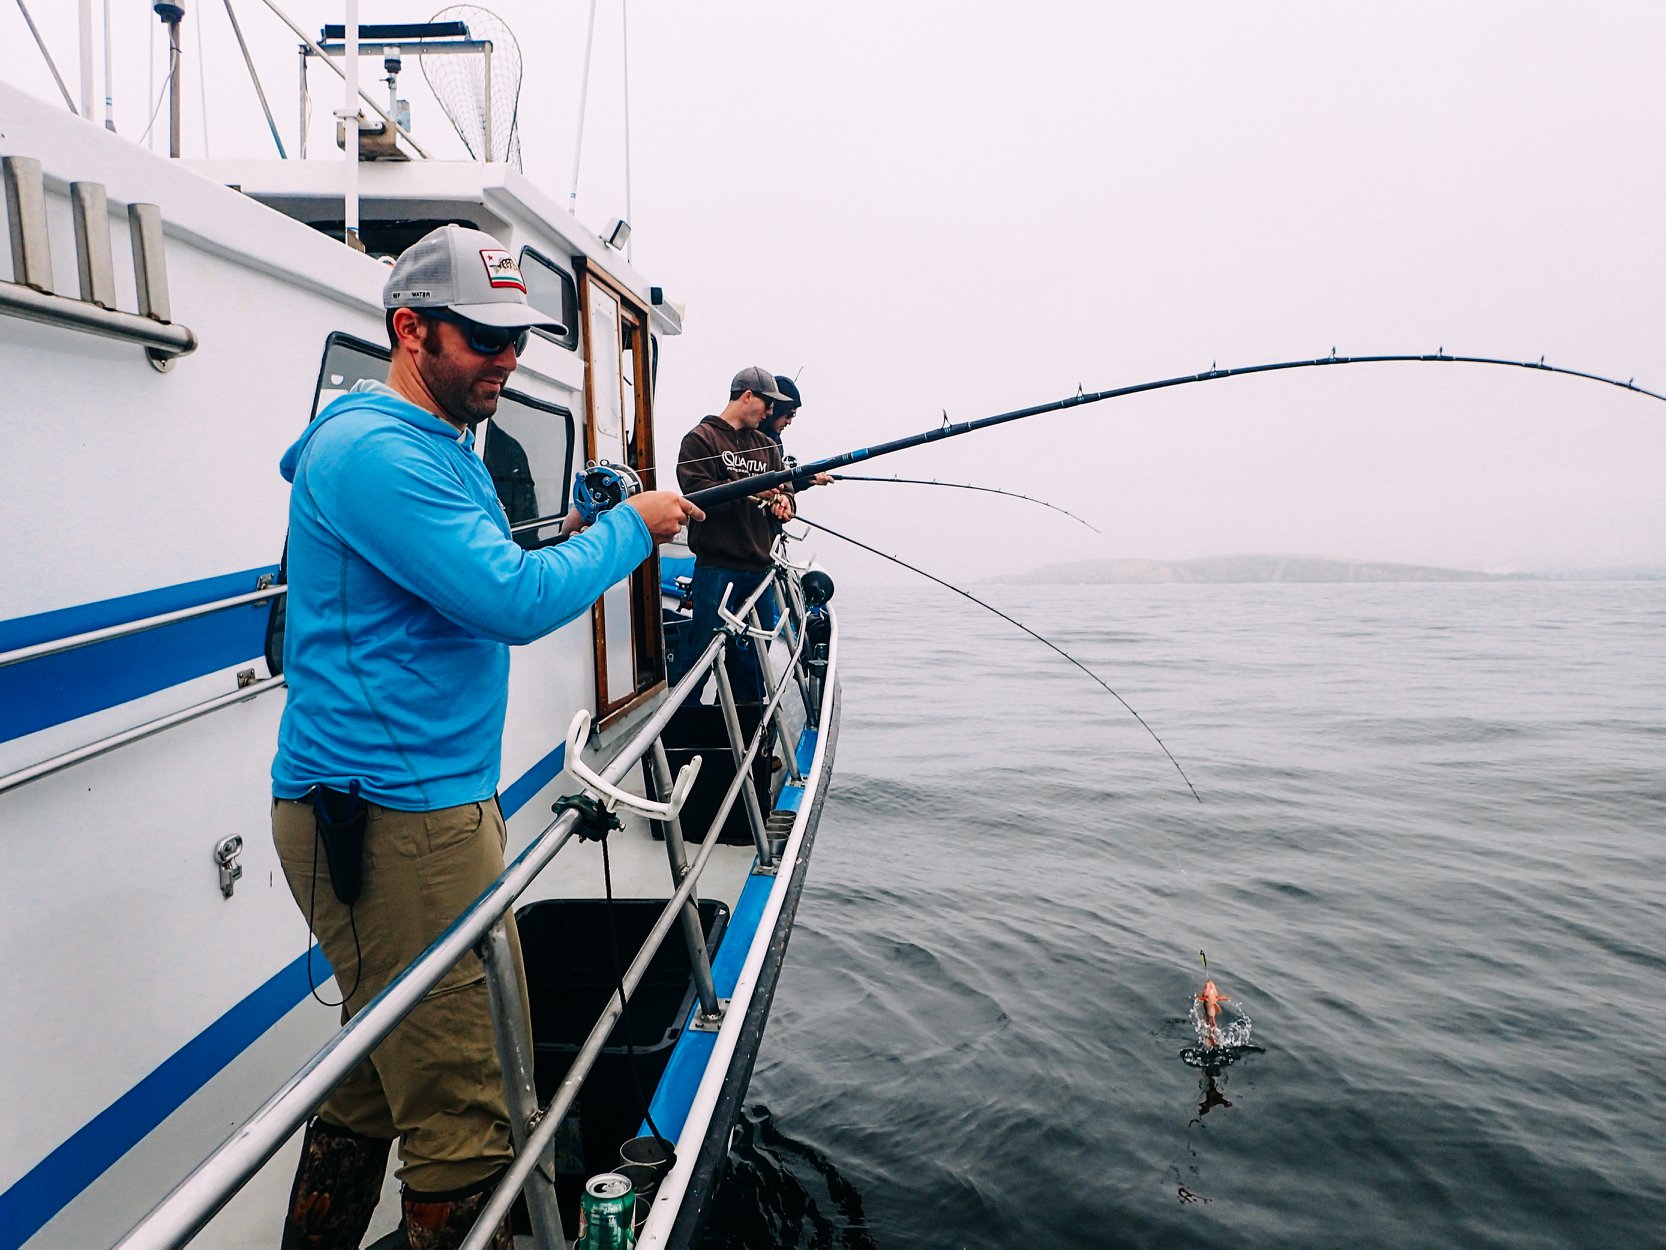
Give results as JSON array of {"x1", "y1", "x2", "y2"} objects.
[{"x1": 577, "y1": 1172, "x2": 636, "y2": 1249}]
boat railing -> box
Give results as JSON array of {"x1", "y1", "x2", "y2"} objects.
[
  {"x1": 111, "y1": 557, "x2": 830, "y2": 1250},
  {"x1": 0, "y1": 576, "x2": 285, "y2": 798}
]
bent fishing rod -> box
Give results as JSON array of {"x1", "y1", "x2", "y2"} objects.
[
  {"x1": 681, "y1": 350, "x2": 1666, "y2": 510},
  {"x1": 793, "y1": 514, "x2": 1203, "y2": 804}
]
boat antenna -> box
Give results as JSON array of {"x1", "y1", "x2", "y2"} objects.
[
  {"x1": 569, "y1": 0, "x2": 600, "y2": 207},
  {"x1": 795, "y1": 514, "x2": 1203, "y2": 804},
  {"x1": 621, "y1": 0, "x2": 633, "y2": 261},
  {"x1": 138, "y1": 3, "x2": 183, "y2": 150},
  {"x1": 193, "y1": 0, "x2": 211, "y2": 156},
  {"x1": 101, "y1": 0, "x2": 114, "y2": 129},
  {"x1": 827, "y1": 474, "x2": 1101, "y2": 531},
  {"x1": 163, "y1": 0, "x2": 183, "y2": 157},
  {"x1": 683, "y1": 350, "x2": 1666, "y2": 511},
  {"x1": 77, "y1": 0, "x2": 94, "y2": 120}
]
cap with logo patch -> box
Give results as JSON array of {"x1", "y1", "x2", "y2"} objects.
[
  {"x1": 383, "y1": 224, "x2": 566, "y2": 332},
  {"x1": 730, "y1": 365, "x2": 790, "y2": 403}
]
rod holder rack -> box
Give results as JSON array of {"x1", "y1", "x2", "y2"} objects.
[{"x1": 1, "y1": 156, "x2": 197, "y2": 370}]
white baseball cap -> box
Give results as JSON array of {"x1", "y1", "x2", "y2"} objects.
[{"x1": 383, "y1": 224, "x2": 566, "y2": 332}]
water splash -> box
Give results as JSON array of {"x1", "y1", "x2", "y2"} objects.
[{"x1": 1181, "y1": 994, "x2": 1255, "y2": 1066}]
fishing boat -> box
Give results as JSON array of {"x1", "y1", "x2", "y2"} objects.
[{"x1": 1, "y1": 10, "x2": 839, "y2": 1248}]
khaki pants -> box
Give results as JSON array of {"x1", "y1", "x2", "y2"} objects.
[{"x1": 272, "y1": 796, "x2": 530, "y2": 1194}]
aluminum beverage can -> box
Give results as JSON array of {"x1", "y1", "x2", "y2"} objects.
[{"x1": 577, "y1": 1172, "x2": 636, "y2": 1249}]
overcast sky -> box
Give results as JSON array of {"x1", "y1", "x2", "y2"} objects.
[{"x1": 9, "y1": 2, "x2": 1665, "y2": 580}]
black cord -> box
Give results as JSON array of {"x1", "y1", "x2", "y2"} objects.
[
  {"x1": 599, "y1": 833, "x2": 677, "y2": 1163},
  {"x1": 305, "y1": 817, "x2": 363, "y2": 1009}
]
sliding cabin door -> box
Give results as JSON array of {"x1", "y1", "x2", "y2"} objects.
[{"x1": 579, "y1": 263, "x2": 663, "y2": 722}]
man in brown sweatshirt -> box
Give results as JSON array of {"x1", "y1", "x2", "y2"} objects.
[{"x1": 670, "y1": 366, "x2": 796, "y2": 701}]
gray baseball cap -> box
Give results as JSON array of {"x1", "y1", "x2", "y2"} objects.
[
  {"x1": 383, "y1": 224, "x2": 566, "y2": 332},
  {"x1": 731, "y1": 365, "x2": 791, "y2": 403}
]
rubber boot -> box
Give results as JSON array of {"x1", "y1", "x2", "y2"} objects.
[
  {"x1": 280, "y1": 1117, "x2": 393, "y2": 1250},
  {"x1": 401, "y1": 1173, "x2": 515, "y2": 1250}
]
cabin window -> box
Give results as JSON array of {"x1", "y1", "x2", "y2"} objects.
[
  {"x1": 307, "y1": 331, "x2": 574, "y2": 546},
  {"x1": 520, "y1": 248, "x2": 581, "y2": 352},
  {"x1": 482, "y1": 395, "x2": 577, "y2": 549},
  {"x1": 311, "y1": 333, "x2": 390, "y2": 417}
]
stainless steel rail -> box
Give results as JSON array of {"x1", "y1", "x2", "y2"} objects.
[
  {"x1": 0, "y1": 578, "x2": 285, "y2": 796},
  {"x1": 0, "y1": 281, "x2": 197, "y2": 355},
  {"x1": 112, "y1": 557, "x2": 821, "y2": 1250},
  {"x1": 0, "y1": 676, "x2": 287, "y2": 798},
  {"x1": 0, "y1": 585, "x2": 282, "y2": 669}
]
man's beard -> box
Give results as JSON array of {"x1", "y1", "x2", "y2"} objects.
[{"x1": 419, "y1": 333, "x2": 502, "y2": 428}]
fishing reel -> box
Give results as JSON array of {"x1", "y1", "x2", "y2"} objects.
[{"x1": 572, "y1": 460, "x2": 643, "y2": 524}]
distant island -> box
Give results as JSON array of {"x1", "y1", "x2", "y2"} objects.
[{"x1": 987, "y1": 555, "x2": 1666, "y2": 585}]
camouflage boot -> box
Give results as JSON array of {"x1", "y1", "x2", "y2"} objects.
[
  {"x1": 401, "y1": 1174, "x2": 515, "y2": 1250},
  {"x1": 280, "y1": 1117, "x2": 393, "y2": 1249}
]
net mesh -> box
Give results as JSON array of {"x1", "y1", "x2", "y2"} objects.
[
  {"x1": 386, "y1": 244, "x2": 454, "y2": 303},
  {"x1": 422, "y1": 7, "x2": 524, "y2": 168}
]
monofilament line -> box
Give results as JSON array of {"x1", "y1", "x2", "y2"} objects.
[{"x1": 797, "y1": 515, "x2": 1203, "y2": 803}]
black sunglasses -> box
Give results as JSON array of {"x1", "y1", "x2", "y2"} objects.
[{"x1": 422, "y1": 307, "x2": 530, "y2": 357}]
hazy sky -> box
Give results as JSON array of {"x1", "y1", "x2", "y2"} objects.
[{"x1": 9, "y1": 2, "x2": 1665, "y2": 580}]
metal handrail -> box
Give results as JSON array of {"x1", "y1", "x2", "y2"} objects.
[
  {"x1": 0, "y1": 675, "x2": 286, "y2": 798},
  {"x1": 456, "y1": 575, "x2": 812, "y2": 1249},
  {"x1": 113, "y1": 557, "x2": 812, "y2": 1250},
  {"x1": 0, "y1": 280, "x2": 198, "y2": 355},
  {"x1": 0, "y1": 585, "x2": 282, "y2": 669}
]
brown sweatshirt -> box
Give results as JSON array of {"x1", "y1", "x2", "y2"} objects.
[{"x1": 675, "y1": 415, "x2": 793, "y2": 571}]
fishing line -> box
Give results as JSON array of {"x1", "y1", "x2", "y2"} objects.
[
  {"x1": 795, "y1": 514, "x2": 1202, "y2": 803},
  {"x1": 827, "y1": 474, "x2": 1101, "y2": 531},
  {"x1": 684, "y1": 350, "x2": 1666, "y2": 510}
]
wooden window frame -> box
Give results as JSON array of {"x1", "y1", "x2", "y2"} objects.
[{"x1": 578, "y1": 260, "x2": 664, "y2": 725}]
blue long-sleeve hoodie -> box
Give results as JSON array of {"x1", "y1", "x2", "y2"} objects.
[{"x1": 272, "y1": 383, "x2": 651, "y2": 810}]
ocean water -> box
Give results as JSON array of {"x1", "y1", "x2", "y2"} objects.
[{"x1": 698, "y1": 580, "x2": 1666, "y2": 1249}]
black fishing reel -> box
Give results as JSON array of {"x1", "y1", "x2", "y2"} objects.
[{"x1": 572, "y1": 460, "x2": 643, "y2": 524}]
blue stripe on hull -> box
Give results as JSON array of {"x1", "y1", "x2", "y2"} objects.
[
  {"x1": 0, "y1": 737, "x2": 568, "y2": 1246},
  {"x1": 641, "y1": 868, "x2": 776, "y2": 1141},
  {"x1": 0, "y1": 568, "x2": 278, "y2": 745},
  {"x1": 0, "y1": 949, "x2": 327, "y2": 1250},
  {"x1": 637, "y1": 723, "x2": 822, "y2": 1140},
  {"x1": 499, "y1": 741, "x2": 566, "y2": 820}
]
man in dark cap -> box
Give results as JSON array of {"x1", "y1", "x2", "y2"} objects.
[
  {"x1": 670, "y1": 366, "x2": 796, "y2": 702},
  {"x1": 760, "y1": 374, "x2": 833, "y2": 486}
]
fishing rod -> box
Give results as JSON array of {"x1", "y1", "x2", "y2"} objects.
[
  {"x1": 827, "y1": 474, "x2": 1101, "y2": 531},
  {"x1": 682, "y1": 350, "x2": 1666, "y2": 510},
  {"x1": 794, "y1": 514, "x2": 1203, "y2": 804}
]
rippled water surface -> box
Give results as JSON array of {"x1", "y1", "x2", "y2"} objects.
[{"x1": 698, "y1": 581, "x2": 1666, "y2": 1249}]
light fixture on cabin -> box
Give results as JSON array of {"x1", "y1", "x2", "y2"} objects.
[{"x1": 604, "y1": 218, "x2": 632, "y2": 250}]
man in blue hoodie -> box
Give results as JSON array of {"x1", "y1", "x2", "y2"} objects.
[{"x1": 270, "y1": 225, "x2": 700, "y2": 1250}]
